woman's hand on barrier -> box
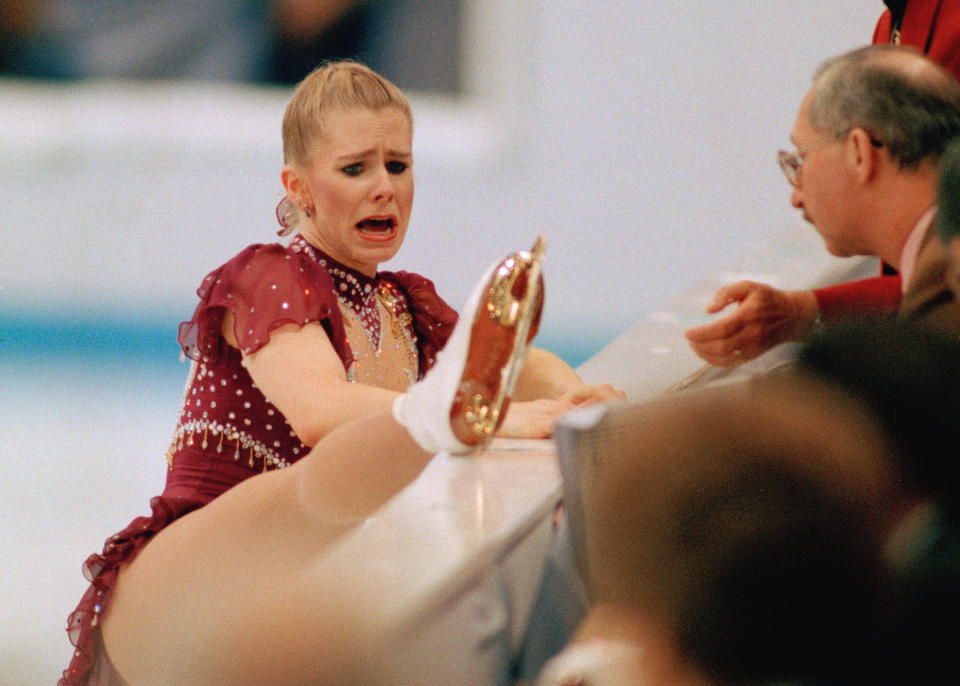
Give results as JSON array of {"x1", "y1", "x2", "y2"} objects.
[{"x1": 495, "y1": 384, "x2": 625, "y2": 440}]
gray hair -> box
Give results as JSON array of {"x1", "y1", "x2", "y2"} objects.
[{"x1": 809, "y1": 45, "x2": 960, "y2": 169}]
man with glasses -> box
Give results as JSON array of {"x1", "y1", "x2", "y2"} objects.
[{"x1": 686, "y1": 44, "x2": 960, "y2": 365}]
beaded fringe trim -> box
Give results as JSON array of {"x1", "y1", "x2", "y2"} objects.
[{"x1": 166, "y1": 419, "x2": 292, "y2": 472}]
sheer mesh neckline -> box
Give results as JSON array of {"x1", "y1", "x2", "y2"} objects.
[{"x1": 289, "y1": 235, "x2": 379, "y2": 312}]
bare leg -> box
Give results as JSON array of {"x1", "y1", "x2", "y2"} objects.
[
  {"x1": 102, "y1": 411, "x2": 432, "y2": 686},
  {"x1": 295, "y1": 410, "x2": 435, "y2": 525}
]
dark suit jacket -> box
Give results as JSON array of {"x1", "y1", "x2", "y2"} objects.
[{"x1": 898, "y1": 221, "x2": 960, "y2": 335}]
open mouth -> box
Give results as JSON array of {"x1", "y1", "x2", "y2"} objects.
[{"x1": 356, "y1": 217, "x2": 397, "y2": 235}]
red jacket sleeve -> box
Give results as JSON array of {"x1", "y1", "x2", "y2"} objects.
[{"x1": 813, "y1": 275, "x2": 903, "y2": 321}]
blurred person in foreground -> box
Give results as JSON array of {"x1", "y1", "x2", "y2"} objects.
[
  {"x1": 539, "y1": 316, "x2": 960, "y2": 686},
  {"x1": 686, "y1": 44, "x2": 960, "y2": 365},
  {"x1": 797, "y1": 318, "x2": 960, "y2": 686},
  {"x1": 537, "y1": 360, "x2": 899, "y2": 686},
  {"x1": 60, "y1": 60, "x2": 621, "y2": 686}
]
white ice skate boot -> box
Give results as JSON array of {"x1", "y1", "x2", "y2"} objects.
[{"x1": 393, "y1": 236, "x2": 546, "y2": 454}]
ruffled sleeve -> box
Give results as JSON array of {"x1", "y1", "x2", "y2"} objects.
[
  {"x1": 384, "y1": 269, "x2": 458, "y2": 376},
  {"x1": 178, "y1": 243, "x2": 349, "y2": 363}
]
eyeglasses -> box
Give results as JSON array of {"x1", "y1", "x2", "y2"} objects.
[
  {"x1": 777, "y1": 135, "x2": 884, "y2": 186},
  {"x1": 777, "y1": 138, "x2": 828, "y2": 186}
]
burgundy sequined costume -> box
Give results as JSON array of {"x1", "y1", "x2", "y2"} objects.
[{"x1": 61, "y1": 235, "x2": 457, "y2": 685}]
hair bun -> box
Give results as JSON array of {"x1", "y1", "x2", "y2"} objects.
[{"x1": 275, "y1": 196, "x2": 297, "y2": 236}]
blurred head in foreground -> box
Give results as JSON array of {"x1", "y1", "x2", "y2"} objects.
[{"x1": 581, "y1": 367, "x2": 897, "y2": 685}]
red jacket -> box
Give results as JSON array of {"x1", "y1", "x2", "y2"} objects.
[
  {"x1": 874, "y1": 0, "x2": 960, "y2": 80},
  {"x1": 814, "y1": 0, "x2": 960, "y2": 319}
]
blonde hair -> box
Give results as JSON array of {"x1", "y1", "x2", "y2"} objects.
[{"x1": 281, "y1": 60, "x2": 413, "y2": 167}]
